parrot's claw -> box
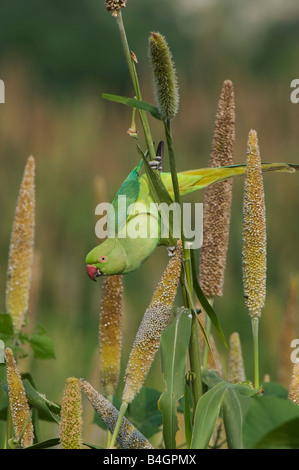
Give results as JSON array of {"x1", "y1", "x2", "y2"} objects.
[
  {"x1": 149, "y1": 156, "x2": 163, "y2": 172},
  {"x1": 167, "y1": 245, "x2": 177, "y2": 257},
  {"x1": 148, "y1": 141, "x2": 164, "y2": 172}
]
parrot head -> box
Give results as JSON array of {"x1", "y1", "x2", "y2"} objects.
[{"x1": 86, "y1": 238, "x2": 127, "y2": 280}]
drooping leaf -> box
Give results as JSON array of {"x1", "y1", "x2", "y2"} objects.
[
  {"x1": 26, "y1": 438, "x2": 60, "y2": 449},
  {"x1": 23, "y1": 379, "x2": 60, "y2": 423},
  {"x1": 102, "y1": 93, "x2": 161, "y2": 120},
  {"x1": 158, "y1": 308, "x2": 192, "y2": 449}
]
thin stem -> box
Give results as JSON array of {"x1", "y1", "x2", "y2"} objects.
[
  {"x1": 189, "y1": 314, "x2": 203, "y2": 407},
  {"x1": 108, "y1": 400, "x2": 128, "y2": 449},
  {"x1": 202, "y1": 299, "x2": 213, "y2": 369},
  {"x1": 106, "y1": 394, "x2": 113, "y2": 448},
  {"x1": 115, "y1": 11, "x2": 156, "y2": 162},
  {"x1": 251, "y1": 316, "x2": 260, "y2": 389},
  {"x1": 164, "y1": 120, "x2": 180, "y2": 204},
  {"x1": 165, "y1": 119, "x2": 202, "y2": 409}
]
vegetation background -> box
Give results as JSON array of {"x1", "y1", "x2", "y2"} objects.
[{"x1": 1, "y1": 0, "x2": 299, "y2": 444}]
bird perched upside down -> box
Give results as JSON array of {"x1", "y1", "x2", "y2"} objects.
[{"x1": 86, "y1": 144, "x2": 299, "y2": 280}]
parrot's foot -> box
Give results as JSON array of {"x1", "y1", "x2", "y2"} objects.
[
  {"x1": 167, "y1": 244, "x2": 177, "y2": 257},
  {"x1": 149, "y1": 157, "x2": 163, "y2": 172},
  {"x1": 149, "y1": 141, "x2": 164, "y2": 172}
]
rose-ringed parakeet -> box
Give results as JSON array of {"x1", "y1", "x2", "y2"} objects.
[{"x1": 86, "y1": 152, "x2": 298, "y2": 280}]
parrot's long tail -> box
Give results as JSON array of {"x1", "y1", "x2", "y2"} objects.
[{"x1": 167, "y1": 162, "x2": 299, "y2": 197}]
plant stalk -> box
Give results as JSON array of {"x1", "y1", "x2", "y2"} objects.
[
  {"x1": 164, "y1": 119, "x2": 202, "y2": 408},
  {"x1": 108, "y1": 400, "x2": 128, "y2": 449},
  {"x1": 202, "y1": 299, "x2": 213, "y2": 369},
  {"x1": 251, "y1": 316, "x2": 260, "y2": 389},
  {"x1": 115, "y1": 11, "x2": 156, "y2": 162}
]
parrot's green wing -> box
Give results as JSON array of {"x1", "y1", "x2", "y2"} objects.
[{"x1": 107, "y1": 160, "x2": 143, "y2": 235}]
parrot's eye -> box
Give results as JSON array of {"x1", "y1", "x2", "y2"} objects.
[{"x1": 99, "y1": 255, "x2": 107, "y2": 263}]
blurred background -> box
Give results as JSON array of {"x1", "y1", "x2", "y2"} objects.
[{"x1": 1, "y1": 0, "x2": 299, "y2": 445}]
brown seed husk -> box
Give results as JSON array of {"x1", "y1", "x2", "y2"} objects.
[
  {"x1": 199, "y1": 80, "x2": 235, "y2": 297},
  {"x1": 80, "y1": 378, "x2": 153, "y2": 449},
  {"x1": 105, "y1": 0, "x2": 127, "y2": 14}
]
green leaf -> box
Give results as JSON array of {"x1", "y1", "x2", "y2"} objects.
[
  {"x1": 23, "y1": 379, "x2": 60, "y2": 423},
  {"x1": 127, "y1": 387, "x2": 162, "y2": 439},
  {"x1": 191, "y1": 378, "x2": 258, "y2": 449},
  {"x1": 222, "y1": 387, "x2": 251, "y2": 449},
  {"x1": 26, "y1": 333, "x2": 55, "y2": 359},
  {"x1": 183, "y1": 383, "x2": 193, "y2": 448},
  {"x1": 158, "y1": 308, "x2": 192, "y2": 449},
  {"x1": 242, "y1": 395, "x2": 299, "y2": 449},
  {"x1": 102, "y1": 93, "x2": 161, "y2": 120},
  {"x1": 201, "y1": 368, "x2": 225, "y2": 388},
  {"x1": 26, "y1": 438, "x2": 60, "y2": 449},
  {"x1": 0, "y1": 314, "x2": 14, "y2": 340},
  {"x1": 191, "y1": 381, "x2": 226, "y2": 449},
  {"x1": 254, "y1": 417, "x2": 299, "y2": 449},
  {"x1": 262, "y1": 381, "x2": 288, "y2": 399}
]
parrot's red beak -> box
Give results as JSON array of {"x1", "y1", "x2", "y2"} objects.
[{"x1": 86, "y1": 264, "x2": 102, "y2": 281}]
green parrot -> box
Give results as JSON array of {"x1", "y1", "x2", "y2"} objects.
[{"x1": 86, "y1": 150, "x2": 298, "y2": 280}]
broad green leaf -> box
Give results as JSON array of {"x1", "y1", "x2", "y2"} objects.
[
  {"x1": 102, "y1": 93, "x2": 161, "y2": 120},
  {"x1": 26, "y1": 333, "x2": 55, "y2": 359},
  {"x1": 201, "y1": 368, "x2": 225, "y2": 388},
  {"x1": 243, "y1": 395, "x2": 299, "y2": 449},
  {"x1": 158, "y1": 308, "x2": 192, "y2": 449},
  {"x1": 126, "y1": 387, "x2": 162, "y2": 438},
  {"x1": 191, "y1": 378, "x2": 258, "y2": 449},
  {"x1": 191, "y1": 381, "x2": 227, "y2": 449},
  {"x1": 262, "y1": 381, "x2": 288, "y2": 399},
  {"x1": 254, "y1": 417, "x2": 299, "y2": 449},
  {"x1": 222, "y1": 387, "x2": 251, "y2": 449}
]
